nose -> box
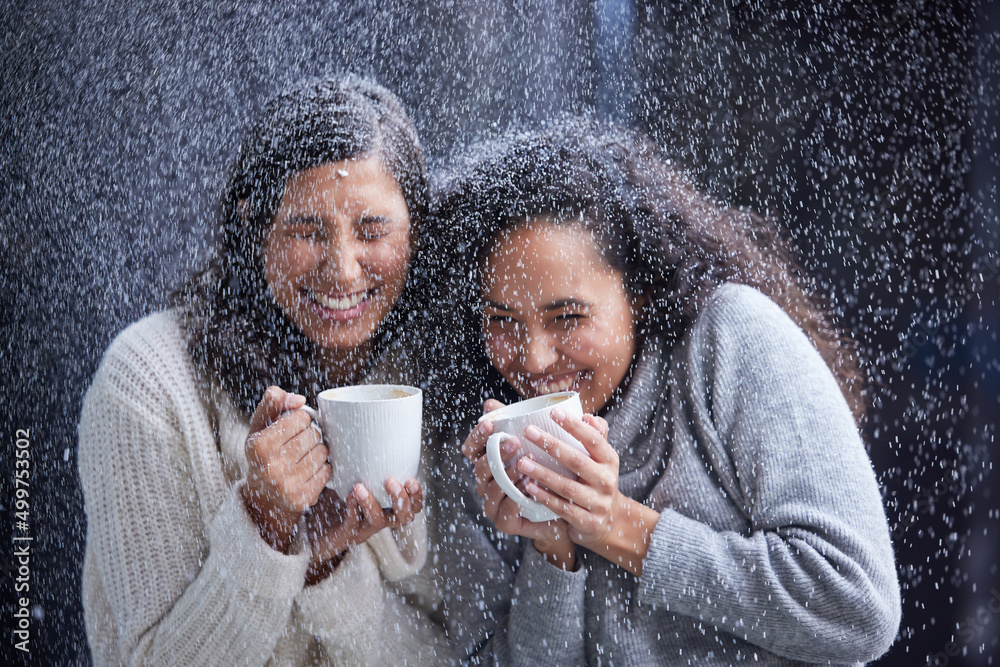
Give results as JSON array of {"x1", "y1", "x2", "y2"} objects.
[
  {"x1": 521, "y1": 329, "x2": 559, "y2": 373},
  {"x1": 319, "y1": 236, "x2": 363, "y2": 287}
]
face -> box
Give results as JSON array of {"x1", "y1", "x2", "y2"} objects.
[
  {"x1": 481, "y1": 219, "x2": 639, "y2": 415},
  {"x1": 263, "y1": 157, "x2": 412, "y2": 355}
]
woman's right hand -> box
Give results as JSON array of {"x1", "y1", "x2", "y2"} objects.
[
  {"x1": 462, "y1": 400, "x2": 577, "y2": 570},
  {"x1": 242, "y1": 386, "x2": 331, "y2": 553}
]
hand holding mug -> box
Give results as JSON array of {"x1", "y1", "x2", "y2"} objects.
[
  {"x1": 305, "y1": 478, "x2": 423, "y2": 583},
  {"x1": 243, "y1": 386, "x2": 332, "y2": 552},
  {"x1": 299, "y1": 384, "x2": 422, "y2": 509},
  {"x1": 513, "y1": 407, "x2": 620, "y2": 549},
  {"x1": 480, "y1": 392, "x2": 589, "y2": 522},
  {"x1": 463, "y1": 402, "x2": 562, "y2": 539}
]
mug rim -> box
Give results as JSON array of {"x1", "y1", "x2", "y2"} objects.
[
  {"x1": 317, "y1": 383, "x2": 422, "y2": 403},
  {"x1": 477, "y1": 391, "x2": 579, "y2": 423}
]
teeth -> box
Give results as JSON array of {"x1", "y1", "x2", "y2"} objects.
[
  {"x1": 531, "y1": 372, "x2": 583, "y2": 395},
  {"x1": 312, "y1": 291, "x2": 368, "y2": 310}
]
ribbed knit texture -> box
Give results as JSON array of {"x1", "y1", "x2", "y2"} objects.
[
  {"x1": 432, "y1": 284, "x2": 901, "y2": 665},
  {"x1": 79, "y1": 310, "x2": 447, "y2": 666}
]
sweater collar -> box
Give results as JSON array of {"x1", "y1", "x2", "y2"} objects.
[{"x1": 603, "y1": 334, "x2": 670, "y2": 472}]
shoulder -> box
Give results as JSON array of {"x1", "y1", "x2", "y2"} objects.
[
  {"x1": 688, "y1": 283, "x2": 819, "y2": 370},
  {"x1": 78, "y1": 309, "x2": 205, "y2": 484},
  {"x1": 677, "y1": 283, "x2": 852, "y2": 429},
  {"x1": 105, "y1": 309, "x2": 187, "y2": 358},
  {"x1": 677, "y1": 283, "x2": 841, "y2": 407},
  {"x1": 696, "y1": 283, "x2": 800, "y2": 341},
  {"x1": 83, "y1": 309, "x2": 198, "y2": 414}
]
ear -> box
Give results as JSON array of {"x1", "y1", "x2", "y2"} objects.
[{"x1": 235, "y1": 199, "x2": 248, "y2": 220}]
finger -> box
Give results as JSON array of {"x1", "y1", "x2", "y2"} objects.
[
  {"x1": 517, "y1": 455, "x2": 590, "y2": 511},
  {"x1": 250, "y1": 386, "x2": 305, "y2": 433},
  {"x1": 583, "y1": 414, "x2": 610, "y2": 439},
  {"x1": 473, "y1": 435, "x2": 520, "y2": 480},
  {"x1": 483, "y1": 398, "x2": 506, "y2": 414},
  {"x1": 260, "y1": 408, "x2": 314, "y2": 451},
  {"x1": 278, "y1": 448, "x2": 328, "y2": 510},
  {"x1": 481, "y1": 478, "x2": 508, "y2": 522},
  {"x1": 549, "y1": 409, "x2": 616, "y2": 464},
  {"x1": 462, "y1": 420, "x2": 494, "y2": 461},
  {"x1": 295, "y1": 441, "x2": 330, "y2": 482},
  {"x1": 522, "y1": 425, "x2": 594, "y2": 477},
  {"x1": 302, "y1": 463, "x2": 332, "y2": 507},
  {"x1": 475, "y1": 438, "x2": 523, "y2": 497},
  {"x1": 404, "y1": 479, "x2": 424, "y2": 514},
  {"x1": 279, "y1": 423, "x2": 324, "y2": 465},
  {"x1": 523, "y1": 477, "x2": 580, "y2": 524},
  {"x1": 384, "y1": 478, "x2": 412, "y2": 526},
  {"x1": 354, "y1": 484, "x2": 388, "y2": 531}
]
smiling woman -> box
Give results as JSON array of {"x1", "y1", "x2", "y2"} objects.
[
  {"x1": 432, "y1": 119, "x2": 901, "y2": 665},
  {"x1": 263, "y1": 158, "x2": 413, "y2": 362},
  {"x1": 480, "y1": 219, "x2": 638, "y2": 415},
  {"x1": 77, "y1": 76, "x2": 447, "y2": 666}
]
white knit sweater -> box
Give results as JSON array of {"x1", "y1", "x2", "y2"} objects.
[{"x1": 79, "y1": 310, "x2": 446, "y2": 666}]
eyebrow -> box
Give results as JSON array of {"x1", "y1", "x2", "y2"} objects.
[
  {"x1": 543, "y1": 298, "x2": 591, "y2": 311},
  {"x1": 279, "y1": 215, "x2": 322, "y2": 226},
  {"x1": 481, "y1": 298, "x2": 592, "y2": 311}
]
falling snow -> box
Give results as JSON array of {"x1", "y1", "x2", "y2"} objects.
[{"x1": 3, "y1": 1, "x2": 998, "y2": 664}]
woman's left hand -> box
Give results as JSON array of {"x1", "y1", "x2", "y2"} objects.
[
  {"x1": 517, "y1": 407, "x2": 658, "y2": 575},
  {"x1": 304, "y1": 478, "x2": 423, "y2": 584}
]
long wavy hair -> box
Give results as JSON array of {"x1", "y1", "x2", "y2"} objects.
[
  {"x1": 435, "y1": 118, "x2": 865, "y2": 427},
  {"x1": 174, "y1": 75, "x2": 430, "y2": 418}
]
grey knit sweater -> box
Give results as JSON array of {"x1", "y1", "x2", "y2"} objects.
[{"x1": 432, "y1": 284, "x2": 901, "y2": 665}]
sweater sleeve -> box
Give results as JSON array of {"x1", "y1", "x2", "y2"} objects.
[
  {"x1": 79, "y1": 320, "x2": 309, "y2": 666},
  {"x1": 293, "y1": 514, "x2": 449, "y2": 665},
  {"x1": 637, "y1": 285, "x2": 901, "y2": 663},
  {"x1": 433, "y1": 453, "x2": 588, "y2": 666}
]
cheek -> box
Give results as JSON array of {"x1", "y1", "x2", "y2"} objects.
[
  {"x1": 369, "y1": 239, "x2": 412, "y2": 284},
  {"x1": 264, "y1": 239, "x2": 307, "y2": 290},
  {"x1": 562, "y1": 330, "x2": 607, "y2": 363},
  {"x1": 484, "y1": 331, "x2": 516, "y2": 370}
]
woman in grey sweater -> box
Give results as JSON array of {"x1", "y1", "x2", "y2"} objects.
[{"x1": 431, "y1": 120, "x2": 901, "y2": 665}]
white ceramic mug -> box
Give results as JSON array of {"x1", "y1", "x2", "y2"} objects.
[
  {"x1": 482, "y1": 391, "x2": 586, "y2": 522},
  {"x1": 301, "y1": 384, "x2": 422, "y2": 509}
]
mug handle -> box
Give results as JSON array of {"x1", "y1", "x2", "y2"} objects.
[
  {"x1": 293, "y1": 406, "x2": 330, "y2": 487},
  {"x1": 297, "y1": 405, "x2": 320, "y2": 425},
  {"x1": 485, "y1": 432, "x2": 559, "y2": 523},
  {"x1": 280, "y1": 406, "x2": 323, "y2": 435}
]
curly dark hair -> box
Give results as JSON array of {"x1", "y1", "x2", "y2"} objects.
[
  {"x1": 174, "y1": 74, "x2": 430, "y2": 418},
  {"x1": 435, "y1": 118, "x2": 865, "y2": 426}
]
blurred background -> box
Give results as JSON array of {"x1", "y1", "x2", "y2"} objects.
[{"x1": 3, "y1": 0, "x2": 997, "y2": 664}]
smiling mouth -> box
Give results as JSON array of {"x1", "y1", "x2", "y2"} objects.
[
  {"x1": 307, "y1": 290, "x2": 373, "y2": 320},
  {"x1": 525, "y1": 371, "x2": 590, "y2": 396}
]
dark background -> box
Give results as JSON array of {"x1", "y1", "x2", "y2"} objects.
[{"x1": 3, "y1": 1, "x2": 998, "y2": 664}]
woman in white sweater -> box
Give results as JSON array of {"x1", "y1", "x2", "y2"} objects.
[{"x1": 78, "y1": 75, "x2": 446, "y2": 665}]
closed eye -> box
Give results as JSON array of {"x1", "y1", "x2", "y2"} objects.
[
  {"x1": 551, "y1": 312, "x2": 587, "y2": 329},
  {"x1": 358, "y1": 216, "x2": 393, "y2": 240},
  {"x1": 278, "y1": 216, "x2": 323, "y2": 239}
]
